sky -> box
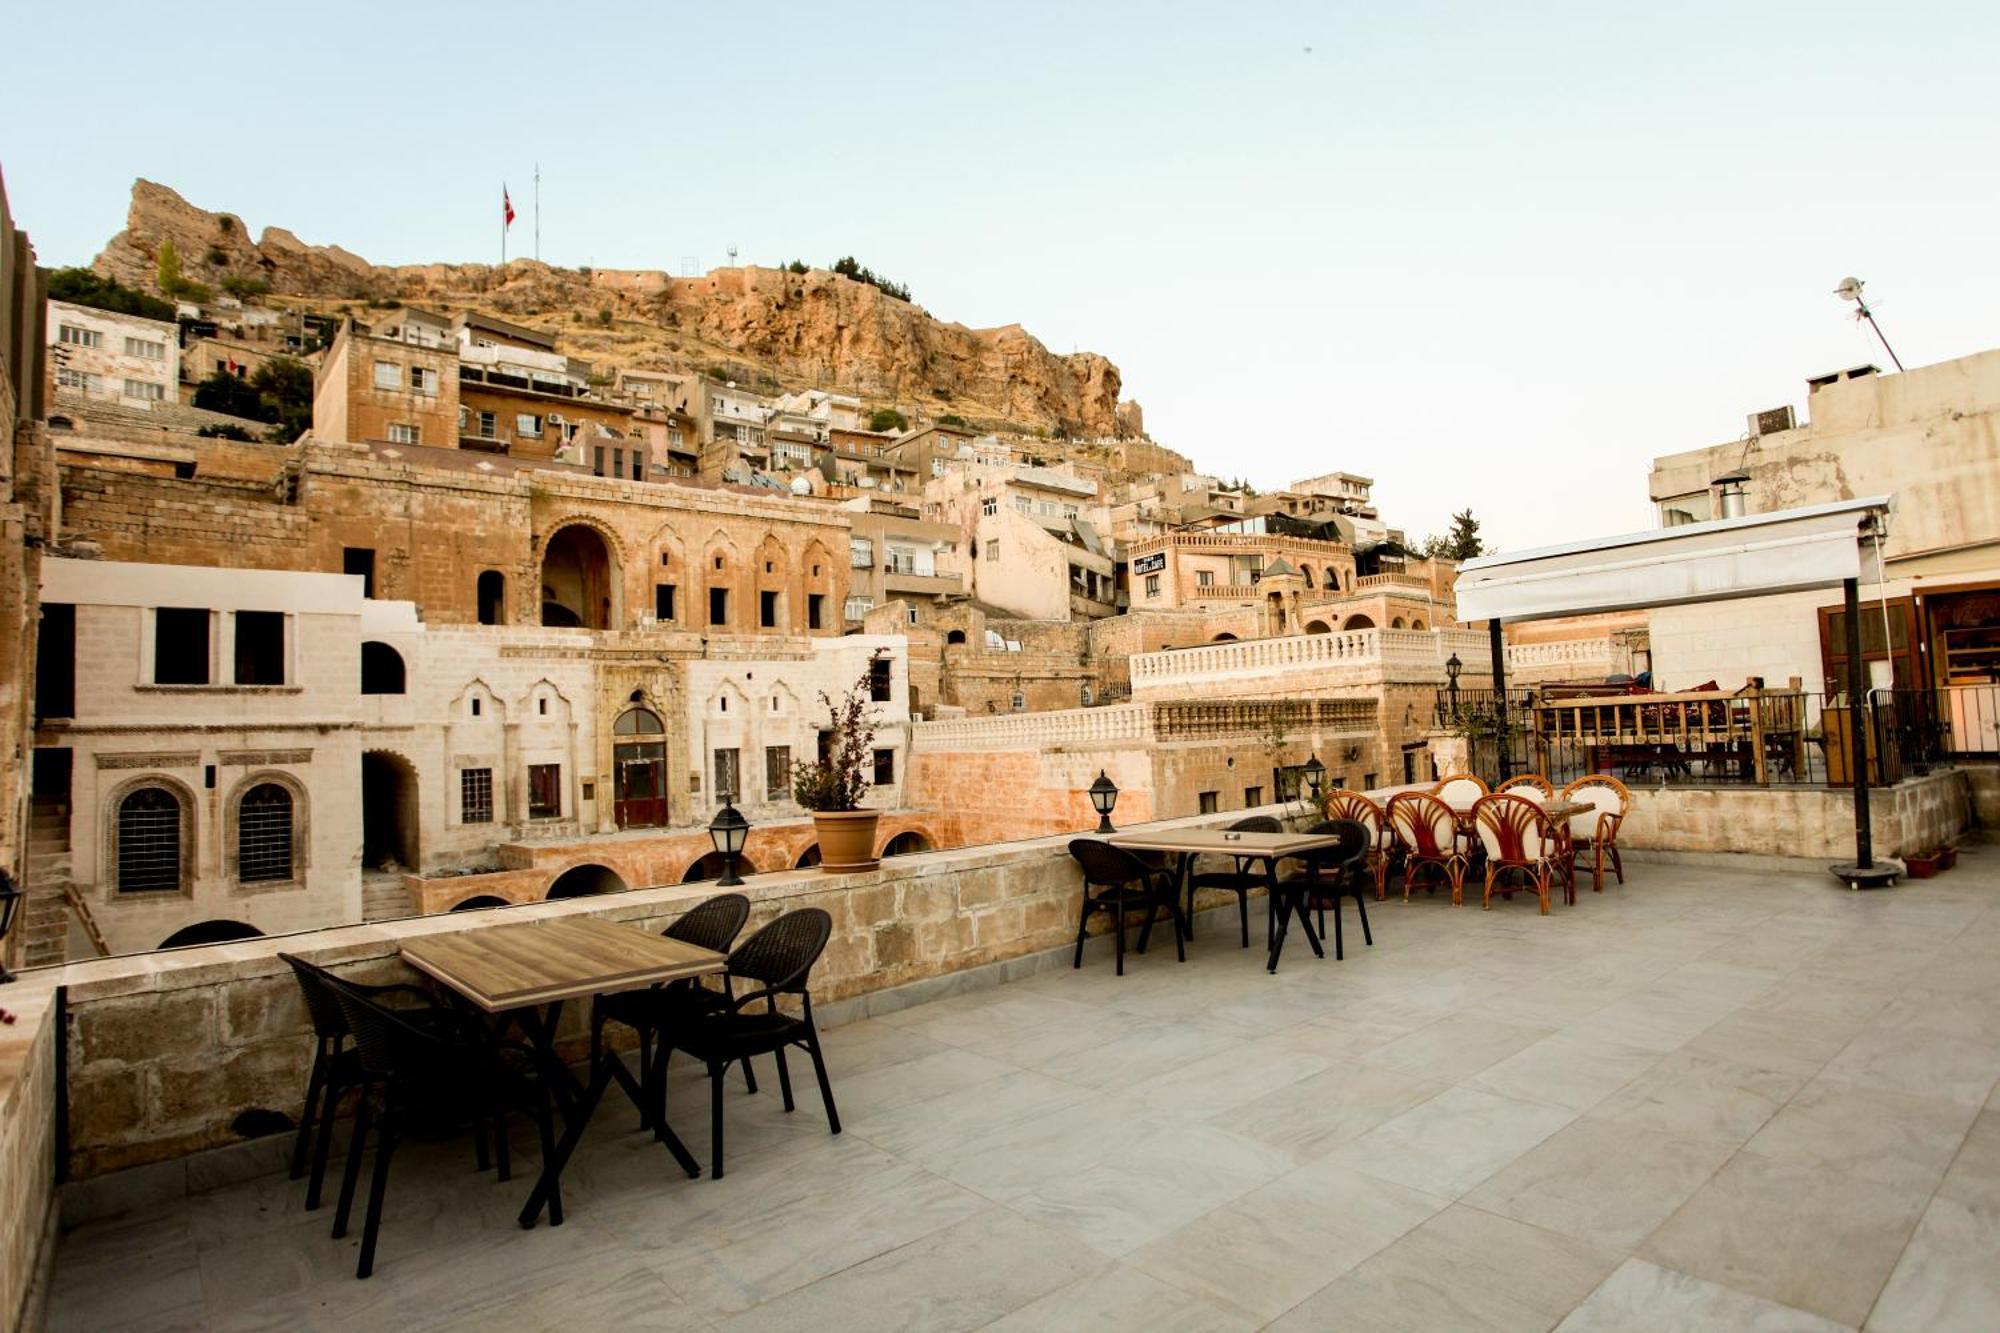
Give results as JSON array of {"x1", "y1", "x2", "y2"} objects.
[{"x1": 5, "y1": 0, "x2": 1997, "y2": 552}]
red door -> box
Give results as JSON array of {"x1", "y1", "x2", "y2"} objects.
[{"x1": 614, "y1": 744, "x2": 669, "y2": 829}]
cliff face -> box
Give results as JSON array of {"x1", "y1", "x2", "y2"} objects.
[{"x1": 92, "y1": 181, "x2": 1133, "y2": 437}]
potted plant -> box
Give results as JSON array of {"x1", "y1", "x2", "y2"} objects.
[{"x1": 792, "y1": 658, "x2": 886, "y2": 872}]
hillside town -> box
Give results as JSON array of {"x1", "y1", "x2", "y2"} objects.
[{"x1": 4, "y1": 137, "x2": 2000, "y2": 1329}]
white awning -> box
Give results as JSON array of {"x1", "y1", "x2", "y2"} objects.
[{"x1": 1454, "y1": 496, "x2": 1894, "y2": 624}]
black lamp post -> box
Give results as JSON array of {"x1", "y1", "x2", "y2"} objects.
[
  {"x1": 708, "y1": 796, "x2": 749, "y2": 887},
  {"x1": 1444, "y1": 652, "x2": 1463, "y2": 719},
  {"x1": 1303, "y1": 754, "x2": 1325, "y2": 804},
  {"x1": 0, "y1": 871, "x2": 21, "y2": 984},
  {"x1": 1087, "y1": 770, "x2": 1119, "y2": 834}
]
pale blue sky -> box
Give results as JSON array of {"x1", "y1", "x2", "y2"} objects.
[{"x1": 6, "y1": 1, "x2": 1996, "y2": 549}]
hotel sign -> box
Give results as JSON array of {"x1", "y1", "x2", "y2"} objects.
[{"x1": 1131, "y1": 552, "x2": 1166, "y2": 575}]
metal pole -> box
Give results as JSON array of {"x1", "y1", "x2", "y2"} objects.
[
  {"x1": 534, "y1": 163, "x2": 541, "y2": 263},
  {"x1": 1488, "y1": 618, "x2": 1512, "y2": 780},
  {"x1": 1857, "y1": 301, "x2": 1905, "y2": 372},
  {"x1": 1844, "y1": 577, "x2": 1874, "y2": 869}
]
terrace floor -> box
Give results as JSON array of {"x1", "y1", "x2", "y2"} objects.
[{"x1": 49, "y1": 853, "x2": 2000, "y2": 1332}]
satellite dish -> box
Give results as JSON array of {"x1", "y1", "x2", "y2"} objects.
[
  {"x1": 789, "y1": 475, "x2": 812, "y2": 495},
  {"x1": 1833, "y1": 276, "x2": 1865, "y2": 303}
]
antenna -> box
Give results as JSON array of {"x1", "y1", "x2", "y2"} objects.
[
  {"x1": 1832, "y1": 276, "x2": 1905, "y2": 372},
  {"x1": 726, "y1": 244, "x2": 739, "y2": 266}
]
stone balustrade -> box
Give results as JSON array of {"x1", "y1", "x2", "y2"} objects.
[
  {"x1": 909, "y1": 697, "x2": 1378, "y2": 753},
  {"x1": 1354, "y1": 571, "x2": 1432, "y2": 591},
  {"x1": 1504, "y1": 637, "x2": 1619, "y2": 672},
  {"x1": 1129, "y1": 628, "x2": 1489, "y2": 695}
]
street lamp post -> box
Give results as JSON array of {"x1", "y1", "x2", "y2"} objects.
[
  {"x1": 707, "y1": 796, "x2": 749, "y2": 887},
  {"x1": 1444, "y1": 652, "x2": 1463, "y2": 720}
]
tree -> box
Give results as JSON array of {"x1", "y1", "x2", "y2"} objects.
[
  {"x1": 192, "y1": 369, "x2": 265, "y2": 420},
  {"x1": 1420, "y1": 509, "x2": 1484, "y2": 562},
  {"x1": 44, "y1": 267, "x2": 176, "y2": 322},
  {"x1": 191, "y1": 356, "x2": 314, "y2": 442},
  {"x1": 786, "y1": 259, "x2": 809, "y2": 274},
  {"x1": 831, "y1": 256, "x2": 911, "y2": 302},
  {"x1": 155, "y1": 240, "x2": 213, "y2": 303},
  {"x1": 938, "y1": 413, "x2": 968, "y2": 428},
  {"x1": 867, "y1": 407, "x2": 908, "y2": 433}
]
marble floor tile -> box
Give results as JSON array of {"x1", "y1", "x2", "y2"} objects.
[
  {"x1": 1741, "y1": 1077, "x2": 1978, "y2": 1190},
  {"x1": 1684, "y1": 1008, "x2": 1854, "y2": 1077},
  {"x1": 1819, "y1": 1025, "x2": 2000, "y2": 1108},
  {"x1": 1465, "y1": 1114, "x2": 1737, "y2": 1249},
  {"x1": 1553, "y1": 1258, "x2": 1852, "y2": 1332},
  {"x1": 1935, "y1": 1108, "x2": 2000, "y2": 1207},
  {"x1": 1592, "y1": 1049, "x2": 1806, "y2": 1147},
  {"x1": 1640, "y1": 1148, "x2": 1935, "y2": 1327},
  {"x1": 1362, "y1": 1014, "x2": 1556, "y2": 1082},
  {"x1": 1327, "y1": 1084, "x2": 1576, "y2": 1198},
  {"x1": 1220, "y1": 1059, "x2": 1445, "y2": 1165},
  {"x1": 1267, "y1": 1203, "x2": 1621, "y2": 1332},
  {"x1": 712, "y1": 1206, "x2": 1099, "y2": 1333},
  {"x1": 1468, "y1": 1033, "x2": 1664, "y2": 1112},
  {"x1": 983, "y1": 1261, "x2": 1261, "y2": 1332},
  {"x1": 1125, "y1": 1165, "x2": 1446, "y2": 1319},
  {"x1": 1866, "y1": 1193, "x2": 2000, "y2": 1332}
]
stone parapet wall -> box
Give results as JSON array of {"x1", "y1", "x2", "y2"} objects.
[
  {"x1": 0, "y1": 986, "x2": 59, "y2": 1333},
  {"x1": 1618, "y1": 768, "x2": 1970, "y2": 859}
]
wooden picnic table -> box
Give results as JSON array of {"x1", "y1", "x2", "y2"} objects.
[
  {"x1": 1107, "y1": 829, "x2": 1348, "y2": 973},
  {"x1": 401, "y1": 917, "x2": 726, "y2": 1228}
]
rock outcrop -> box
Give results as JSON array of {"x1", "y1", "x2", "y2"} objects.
[{"x1": 92, "y1": 181, "x2": 1133, "y2": 436}]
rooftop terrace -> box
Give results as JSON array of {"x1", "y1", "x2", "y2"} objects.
[{"x1": 39, "y1": 846, "x2": 2000, "y2": 1331}]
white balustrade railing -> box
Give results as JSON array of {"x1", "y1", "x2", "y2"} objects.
[
  {"x1": 1130, "y1": 628, "x2": 1488, "y2": 688},
  {"x1": 910, "y1": 697, "x2": 1379, "y2": 753},
  {"x1": 1503, "y1": 637, "x2": 1618, "y2": 668}
]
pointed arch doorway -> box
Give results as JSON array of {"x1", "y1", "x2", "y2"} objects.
[{"x1": 613, "y1": 706, "x2": 669, "y2": 829}]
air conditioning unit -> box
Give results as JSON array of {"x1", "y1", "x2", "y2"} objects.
[{"x1": 1747, "y1": 405, "x2": 1795, "y2": 437}]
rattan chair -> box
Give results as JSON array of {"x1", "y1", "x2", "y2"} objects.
[
  {"x1": 1558, "y1": 775, "x2": 1632, "y2": 892},
  {"x1": 1289, "y1": 819, "x2": 1374, "y2": 959},
  {"x1": 658, "y1": 908, "x2": 841, "y2": 1181},
  {"x1": 1184, "y1": 814, "x2": 1280, "y2": 948},
  {"x1": 1068, "y1": 839, "x2": 1185, "y2": 975},
  {"x1": 1431, "y1": 772, "x2": 1491, "y2": 807},
  {"x1": 1472, "y1": 793, "x2": 1565, "y2": 914},
  {"x1": 1321, "y1": 789, "x2": 1392, "y2": 899},
  {"x1": 324, "y1": 974, "x2": 552, "y2": 1278},
  {"x1": 1495, "y1": 774, "x2": 1554, "y2": 801},
  {"x1": 1387, "y1": 791, "x2": 1468, "y2": 905},
  {"x1": 279, "y1": 954, "x2": 458, "y2": 1213},
  {"x1": 590, "y1": 893, "x2": 753, "y2": 1128}
]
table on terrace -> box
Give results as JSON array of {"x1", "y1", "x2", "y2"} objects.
[
  {"x1": 1108, "y1": 829, "x2": 1348, "y2": 973},
  {"x1": 401, "y1": 917, "x2": 727, "y2": 1227}
]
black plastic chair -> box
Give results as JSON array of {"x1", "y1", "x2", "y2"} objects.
[
  {"x1": 589, "y1": 893, "x2": 753, "y2": 1127},
  {"x1": 1183, "y1": 814, "x2": 1281, "y2": 948},
  {"x1": 1068, "y1": 839, "x2": 1185, "y2": 976},
  {"x1": 323, "y1": 973, "x2": 553, "y2": 1279},
  {"x1": 656, "y1": 907, "x2": 841, "y2": 1181},
  {"x1": 1290, "y1": 819, "x2": 1375, "y2": 961},
  {"x1": 279, "y1": 954, "x2": 455, "y2": 1212}
]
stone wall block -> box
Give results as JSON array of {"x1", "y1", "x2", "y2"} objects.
[
  {"x1": 76, "y1": 989, "x2": 217, "y2": 1066},
  {"x1": 220, "y1": 976, "x2": 310, "y2": 1047}
]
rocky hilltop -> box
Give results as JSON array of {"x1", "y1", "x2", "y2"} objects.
[{"x1": 92, "y1": 180, "x2": 1136, "y2": 437}]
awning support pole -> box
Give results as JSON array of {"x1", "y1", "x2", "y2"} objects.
[
  {"x1": 1489, "y1": 618, "x2": 1512, "y2": 780},
  {"x1": 1844, "y1": 576, "x2": 1874, "y2": 870}
]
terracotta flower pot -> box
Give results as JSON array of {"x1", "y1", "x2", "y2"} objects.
[{"x1": 812, "y1": 809, "x2": 880, "y2": 873}]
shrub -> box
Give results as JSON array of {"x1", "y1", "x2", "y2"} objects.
[
  {"x1": 196, "y1": 423, "x2": 255, "y2": 441},
  {"x1": 939, "y1": 413, "x2": 968, "y2": 428},
  {"x1": 787, "y1": 260, "x2": 809, "y2": 274},
  {"x1": 155, "y1": 242, "x2": 213, "y2": 303},
  {"x1": 867, "y1": 407, "x2": 907, "y2": 433},
  {"x1": 220, "y1": 276, "x2": 270, "y2": 299},
  {"x1": 44, "y1": 268, "x2": 175, "y2": 322},
  {"x1": 596, "y1": 308, "x2": 612, "y2": 326},
  {"x1": 216, "y1": 216, "x2": 235, "y2": 233},
  {"x1": 205, "y1": 247, "x2": 229, "y2": 267},
  {"x1": 831, "y1": 256, "x2": 911, "y2": 302}
]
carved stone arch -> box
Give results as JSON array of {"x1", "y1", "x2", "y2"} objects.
[
  {"x1": 536, "y1": 513, "x2": 625, "y2": 630},
  {"x1": 705, "y1": 678, "x2": 750, "y2": 717},
  {"x1": 103, "y1": 772, "x2": 199, "y2": 897},
  {"x1": 518, "y1": 676, "x2": 575, "y2": 722},
  {"x1": 451, "y1": 677, "x2": 508, "y2": 721},
  {"x1": 800, "y1": 538, "x2": 835, "y2": 584},
  {"x1": 224, "y1": 768, "x2": 310, "y2": 885}
]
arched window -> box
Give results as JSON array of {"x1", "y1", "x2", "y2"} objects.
[
  {"x1": 614, "y1": 707, "x2": 665, "y2": 735},
  {"x1": 1081, "y1": 683, "x2": 1094, "y2": 706},
  {"x1": 1325, "y1": 568, "x2": 1338, "y2": 591},
  {"x1": 477, "y1": 571, "x2": 505, "y2": 626},
  {"x1": 946, "y1": 629, "x2": 967, "y2": 645},
  {"x1": 1302, "y1": 567, "x2": 1314, "y2": 589},
  {"x1": 1411, "y1": 618, "x2": 1427, "y2": 631},
  {"x1": 238, "y1": 783, "x2": 294, "y2": 882},
  {"x1": 117, "y1": 786, "x2": 184, "y2": 893},
  {"x1": 360, "y1": 641, "x2": 406, "y2": 694},
  {"x1": 1391, "y1": 617, "x2": 1405, "y2": 629}
]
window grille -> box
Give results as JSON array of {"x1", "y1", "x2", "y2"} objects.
[
  {"x1": 117, "y1": 787, "x2": 182, "y2": 892},
  {"x1": 237, "y1": 784, "x2": 293, "y2": 882}
]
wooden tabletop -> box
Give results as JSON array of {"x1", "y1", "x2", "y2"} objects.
[
  {"x1": 1108, "y1": 830, "x2": 1345, "y2": 858},
  {"x1": 401, "y1": 917, "x2": 727, "y2": 1013}
]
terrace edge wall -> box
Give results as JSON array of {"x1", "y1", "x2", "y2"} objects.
[{"x1": 0, "y1": 985, "x2": 58, "y2": 1333}]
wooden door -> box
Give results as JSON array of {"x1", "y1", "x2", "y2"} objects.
[{"x1": 614, "y1": 743, "x2": 669, "y2": 829}]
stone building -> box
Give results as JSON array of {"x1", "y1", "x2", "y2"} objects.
[
  {"x1": 840, "y1": 496, "x2": 966, "y2": 626},
  {"x1": 311, "y1": 322, "x2": 458, "y2": 449},
  {"x1": 46, "y1": 299, "x2": 179, "y2": 409}
]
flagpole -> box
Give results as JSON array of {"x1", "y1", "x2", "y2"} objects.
[
  {"x1": 534, "y1": 163, "x2": 541, "y2": 263},
  {"x1": 501, "y1": 181, "x2": 507, "y2": 266}
]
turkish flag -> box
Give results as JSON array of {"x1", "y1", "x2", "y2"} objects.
[{"x1": 503, "y1": 187, "x2": 516, "y2": 228}]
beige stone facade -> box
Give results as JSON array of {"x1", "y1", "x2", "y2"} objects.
[{"x1": 46, "y1": 299, "x2": 179, "y2": 409}]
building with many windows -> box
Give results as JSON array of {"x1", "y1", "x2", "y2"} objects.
[{"x1": 45, "y1": 299, "x2": 179, "y2": 409}]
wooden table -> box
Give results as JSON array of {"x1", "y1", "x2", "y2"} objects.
[
  {"x1": 1108, "y1": 830, "x2": 1347, "y2": 973},
  {"x1": 402, "y1": 917, "x2": 726, "y2": 1228}
]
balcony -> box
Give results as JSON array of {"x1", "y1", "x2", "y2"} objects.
[
  {"x1": 884, "y1": 569, "x2": 965, "y2": 597},
  {"x1": 30, "y1": 831, "x2": 1997, "y2": 1330},
  {"x1": 1131, "y1": 628, "x2": 1489, "y2": 698}
]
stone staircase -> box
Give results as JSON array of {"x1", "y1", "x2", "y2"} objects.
[
  {"x1": 361, "y1": 869, "x2": 413, "y2": 922},
  {"x1": 21, "y1": 797, "x2": 79, "y2": 966}
]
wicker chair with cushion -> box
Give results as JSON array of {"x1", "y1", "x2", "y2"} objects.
[
  {"x1": 657, "y1": 908, "x2": 841, "y2": 1181},
  {"x1": 1432, "y1": 772, "x2": 1491, "y2": 807},
  {"x1": 1472, "y1": 793, "x2": 1566, "y2": 914},
  {"x1": 1184, "y1": 814, "x2": 1281, "y2": 948},
  {"x1": 1286, "y1": 819, "x2": 1375, "y2": 960},
  {"x1": 1386, "y1": 791, "x2": 1469, "y2": 905},
  {"x1": 1495, "y1": 774, "x2": 1554, "y2": 801},
  {"x1": 279, "y1": 954, "x2": 459, "y2": 1213},
  {"x1": 1558, "y1": 775, "x2": 1632, "y2": 893},
  {"x1": 590, "y1": 892, "x2": 753, "y2": 1128},
  {"x1": 1322, "y1": 790, "x2": 1392, "y2": 900},
  {"x1": 324, "y1": 974, "x2": 552, "y2": 1278}
]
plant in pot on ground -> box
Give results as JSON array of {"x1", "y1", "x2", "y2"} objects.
[{"x1": 792, "y1": 656, "x2": 887, "y2": 871}]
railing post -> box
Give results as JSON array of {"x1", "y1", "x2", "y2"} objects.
[{"x1": 1488, "y1": 618, "x2": 1512, "y2": 780}]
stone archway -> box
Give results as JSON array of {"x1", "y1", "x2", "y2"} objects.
[
  {"x1": 882, "y1": 830, "x2": 933, "y2": 857},
  {"x1": 159, "y1": 919, "x2": 263, "y2": 949},
  {"x1": 361, "y1": 750, "x2": 419, "y2": 871},
  {"x1": 1341, "y1": 614, "x2": 1376, "y2": 631},
  {"x1": 547, "y1": 863, "x2": 627, "y2": 899},
  {"x1": 541, "y1": 523, "x2": 618, "y2": 629},
  {"x1": 450, "y1": 895, "x2": 510, "y2": 912},
  {"x1": 1305, "y1": 619, "x2": 1332, "y2": 634}
]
